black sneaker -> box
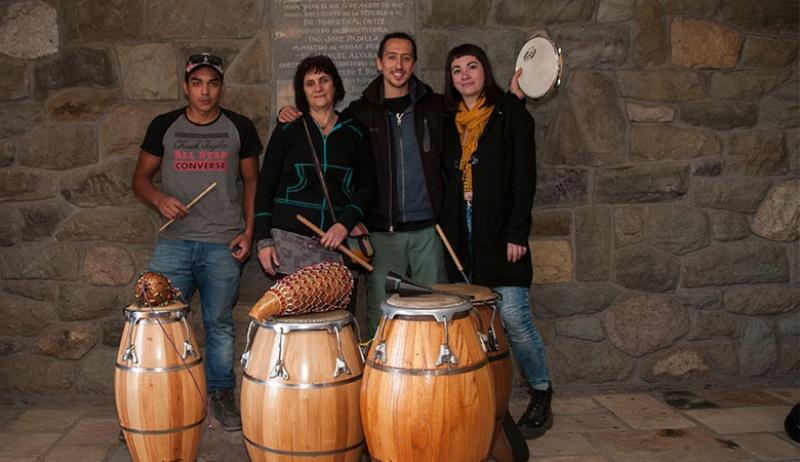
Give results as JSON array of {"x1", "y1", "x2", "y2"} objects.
[
  {"x1": 210, "y1": 388, "x2": 242, "y2": 431},
  {"x1": 517, "y1": 385, "x2": 553, "y2": 439}
]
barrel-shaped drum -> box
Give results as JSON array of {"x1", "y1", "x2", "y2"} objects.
[
  {"x1": 361, "y1": 293, "x2": 495, "y2": 462},
  {"x1": 114, "y1": 302, "x2": 206, "y2": 462},
  {"x1": 241, "y1": 310, "x2": 364, "y2": 462}
]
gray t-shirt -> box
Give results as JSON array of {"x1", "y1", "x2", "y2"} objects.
[{"x1": 141, "y1": 107, "x2": 263, "y2": 243}]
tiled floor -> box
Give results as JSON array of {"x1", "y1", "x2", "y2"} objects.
[{"x1": 0, "y1": 386, "x2": 798, "y2": 461}]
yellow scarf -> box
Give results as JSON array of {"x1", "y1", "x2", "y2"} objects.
[{"x1": 455, "y1": 97, "x2": 493, "y2": 193}]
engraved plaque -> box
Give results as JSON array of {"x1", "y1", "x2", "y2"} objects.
[{"x1": 273, "y1": 0, "x2": 416, "y2": 110}]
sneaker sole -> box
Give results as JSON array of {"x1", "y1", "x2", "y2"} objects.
[{"x1": 519, "y1": 414, "x2": 553, "y2": 440}]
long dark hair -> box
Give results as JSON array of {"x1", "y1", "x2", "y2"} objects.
[
  {"x1": 444, "y1": 44, "x2": 504, "y2": 113},
  {"x1": 293, "y1": 55, "x2": 345, "y2": 112}
]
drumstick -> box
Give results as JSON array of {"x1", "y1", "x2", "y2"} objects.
[
  {"x1": 159, "y1": 182, "x2": 218, "y2": 232},
  {"x1": 296, "y1": 214, "x2": 374, "y2": 272},
  {"x1": 435, "y1": 224, "x2": 471, "y2": 284}
]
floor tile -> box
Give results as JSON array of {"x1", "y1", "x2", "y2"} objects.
[
  {"x1": 684, "y1": 406, "x2": 787, "y2": 434},
  {"x1": 0, "y1": 432, "x2": 61, "y2": 457},
  {"x1": 526, "y1": 432, "x2": 598, "y2": 457},
  {"x1": 587, "y1": 427, "x2": 751, "y2": 462},
  {"x1": 550, "y1": 412, "x2": 627, "y2": 434},
  {"x1": 535, "y1": 456, "x2": 612, "y2": 462},
  {"x1": 594, "y1": 393, "x2": 695, "y2": 430},
  {"x1": 553, "y1": 396, "x2": 604, "y2": 415},
  {"x1": 44, "y1": 444, "x2": 110, "y2": 462},
  {"x1": 699, "y1": 387, "x2": 786, "y2": 407},
  {"x1": 5, "y1": 408, "x2": 84, "y2": 433},
  {"x1": 661, "y1": 390, "x2": 718, "y2": 410},
  {"x1": 727, "y1": 432, "x2": 800, "y2": 461},
  {"x1": 767, "y1": 388, "x2": 800, "y2": 404},
  {"x1": 63, "y1": 417, "x2": 120, "y2": 446}
]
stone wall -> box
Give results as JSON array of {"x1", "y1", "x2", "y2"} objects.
[{"x1": 0, "y1": 0, "x2": 798, "y2": 396}]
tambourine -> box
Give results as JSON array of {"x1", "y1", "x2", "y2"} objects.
[{"x1": 515, "y1": 36, "x2": 563, "y2": 99}]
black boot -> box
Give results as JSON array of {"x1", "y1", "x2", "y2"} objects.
[
  {"x1": 517, "y1": 385, "x2": 553, "y2": 439},
  {"x1": 210, "y1": 388, "x2": 242, "y2": 431}
]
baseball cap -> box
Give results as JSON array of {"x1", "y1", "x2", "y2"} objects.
[{"x1": 185, "y1": 53, "x2": 224, "y2": 78}]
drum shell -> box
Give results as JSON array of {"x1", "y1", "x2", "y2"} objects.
[
  {"x1": 475, "y1": 300, "x2": 513, "y2": 425},
  {"x1": 241, "y1": 312, "x2": 364, "y2": 462},
  {"x1": 361, "y1": 308, "x2": 495, "y2": 462},
  {"x1": 114, "y1": 304, "x2": 206, "y2": 462}
]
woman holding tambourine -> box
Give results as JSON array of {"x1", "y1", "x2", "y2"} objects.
[{"x1": 438, "y1": 43, "x2": 554, "y2": 439}]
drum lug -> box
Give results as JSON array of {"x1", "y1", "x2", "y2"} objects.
[
  {"x1": 122, "y1": 344, "x2": 138, "y2": 364},
  {"x1": 240, "y1": 321, "x2": 256, "y2": 367},
  {"x1": 487, "y1": 326, "x2": 500, "y2": 352},
  {"x1": 269, "y1": 359, "x2": 289, "y2": 380},
  {"x1": 334, "y1": 356, "x2": 351, "y2": 378},
  {"x1": 240, "y1": 350, "x2": 250, "y2": 367},
  {"x1": 373, "y1": 341, "x2": 386, "y2": 363},
  {"x1": 478, "y1": 332, "x2": 490, "y2": 353},
  {"x1": 435, "y1": 343, "x2": 458, "y2": 366},
  {"x1": 182, "y1": 340, "x2": 196, "y2": 359}
]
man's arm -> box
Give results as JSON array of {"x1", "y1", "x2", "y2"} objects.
[
  {"x1": 230, "y1": 156, "x2": 259, "y2": 262},
  {"x1": 132, "y1": 150, "x2": 188, "y2": 219}
]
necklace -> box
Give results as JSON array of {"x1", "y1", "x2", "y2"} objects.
[{"x1": 311, "y1": 111, "x2": 335, "y2": 130}]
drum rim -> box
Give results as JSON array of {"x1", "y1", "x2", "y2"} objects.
[
  {"x1": 124, "y1": 302, "x2": 190, "y2": 320},
  {"x1": 431, "y1": 283, "x2": 497, "y2": 302},
  {"x1": 379, "y1": 297, "x2": 472, "y2": 322},
  {"x1": 515, "y1": 35, "x2": 562, "y2": 98},
  {"x1": 253, "y1": 309, "x2": 353, "y2": 332}
]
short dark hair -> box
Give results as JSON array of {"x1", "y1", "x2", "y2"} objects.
[
  {"x1": 293, "y1": 55, "x2": 346, "y2": 112},
  {"x1": 444, "y1": 43, "x2": 504, "y2": 113},
  {"x1": 378, "y1": 32, "x2": 417, "y2": 61}
]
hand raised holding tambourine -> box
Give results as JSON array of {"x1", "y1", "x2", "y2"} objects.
[{"x1": 515, "y1": 36, "x2": 564, "y2": 99}]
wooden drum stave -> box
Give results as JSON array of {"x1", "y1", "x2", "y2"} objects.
[
  {"x1": 361, "y1": 293, "x2": 496, "y2": 462},
  {"x1": 114, "y1": 302, "x2": 207, "y2": 462},
  {"x1": 241, "y1": 310, "x2": 365, "y2": 462}
]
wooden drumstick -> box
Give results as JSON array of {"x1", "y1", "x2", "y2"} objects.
[
  {"x1": 159, "y1": 182, "x2": 218, "y2": 233},
  {"x1": 435, "y1": 224, "x2": 471, "y2": 284},
  {"x1": 296, "y1": 214, "x2": 374, "y2": 272}
]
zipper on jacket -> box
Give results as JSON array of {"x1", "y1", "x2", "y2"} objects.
[
  {"x1": 385, "y1": 115, "x2": 394, "y2": 232},
  {"x1": 396, "y1": 112, "x2": 406, "y2": 224}
]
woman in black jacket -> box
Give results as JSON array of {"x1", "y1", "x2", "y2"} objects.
[
  {"x1": 254, "y1": 56, "x2": 374, "y2": 280},
  {"x1": 439, "y1": 44, "x2": 553, "y2": 439}
]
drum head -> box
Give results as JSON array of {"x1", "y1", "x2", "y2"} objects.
[
  {"x1": 260, "y1": 309, "x2": 352, "y2": 331},
  {"x1": 382, "y1": 293, "x2": 471, "y2": 322},
  {"x1": 431, "y1": 284, "x2": 497, "y2": 303},
  {"x1": 515, "y1": 36, "x2": 561, "y2": 98}
]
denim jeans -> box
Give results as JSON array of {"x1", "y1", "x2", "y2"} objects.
[
  {"x1": 149, "y1": 239, "x2": 241, "y2": 392},
  {"x1": 466, "y1": 203, "x2": 550, "y2": 388}
]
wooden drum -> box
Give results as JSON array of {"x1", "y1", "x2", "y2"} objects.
[
  {"x1": 241, "y1": 310, "x2": 364, "y2": 462},
  {"x1": 114, "y1": 302, "x2": 207, "y2": 462},
  {"x1": 361, "y1": 293, "x2": 495, "y2": 462}
]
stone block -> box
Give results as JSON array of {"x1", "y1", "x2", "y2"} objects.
[
  {"x1": 0, "y1": 353, "x2": 77, "y2": 392},
  {"x1": 100, "y1": 317, "x2": 124, "y2": 347},
  {"x1": 603, "y1": 294, "x2": 689, "y2": 357},
  {"x1": 531, "y1": 240, "x2": 572, "y2": 284},
  {"x1": 778, "y1": 337, "x2": 800, "y2": 375},
  {"x1": 575, "y1": 207, "x2": 612, "y2": 282},
  {"x1": 0, "y1": 244, "x2": 80, "y2": 280},
  {"x1": 532, "y1": 283, "x2": 620, "y2": 318},
  {"x1": 613, "y1": 206, "x2": 645, "y2": 246},
  {"x1": 494, "y1": 0, "x2": 594, "y2": 25},
  {"x1": 710, "y1": 71, "x2": 792, "y2": 100},
  {"x1": 630, "y1": 124, "x2": 720, "y2": 161},
  {"x1": 613, "y1": 245, "x2": 680, "y2": 292},
  {"x1": 710, "y1": 212, "x2": 750, "y2": 242},
  {"x1": 33, "y1": 325, "x2": 98, "y2": 360},
  {"x1": 58, "y1": 285, "x2": 121, "y2": 321},
  {"x1": 549, "y1": 338, "x2": 634, "y2": 383},
  {"x1": 0, "y1": 0, "x2": 58, "y2": 59},
  {"x1": 18, "y1": 125, "x2": 98, "y2": 170},
  {"x1": 671, "y1": 18, "x2": 742, "y2": 69},
  {"x1": 663, "y1": 0, "x2": 719, "y2": 16},
  {"x1": 691, "y1": 158, "x2": 723, "y2": 177},
  {"x1": 531, "y1": 211, "x2": 570, "y2": 237},
  {"x1": 597, "y1": 164, "x2": 689, "y2": 204},
  {"x1": 720, "y1": 0, "x2": 799, "y2": 33},
  {"x1": 534, "y1": 168, "x2": 588, "y2": 209},
  {"x1": 645, "y1": 205, "x2": 710, "y2": 255},
  {"x1": 0, "y1": 139, "x2": 14, "y2": 168},
  {"x1": 682, "y1": 240, "x2": 789, "y2": 287},
  {"x1": 546, "y1": 71, "x2": 626, "y2": 166},
  {"x1": 705, "y1": 339, "x2": 739, "y2": 375},
  {"x1": 625, "y1": 103, "x2": 674, "y2": 122},
  {"x1": 17, "y1": 201, "x2": 71, "y2": 242},
  {"x1": 555, "y1": 317, "x2": 605, "y2": 342},
  {"x1": 143, "y1": 0, "x2": 265, "y2": 38},
  {"x1": 598, "y1": 0, "x2": 633, "y2": 22},
  {"x1": 0, "y1": 102, "x2": 42, "y2": 138},
  {"x1": 617, "y1": 69, "x2": 705, "y2": 102},
  {"x1": 778, "y1": 313, "x2": 800, "y2": 337},
  {"x1": 46, "y1": 89, "x2": 120, "y2": 122},
  {"x1": 220, "y1": 86, "x2": 270, "y2": 141},
  {"x1": 34, "y1": 47, "x2": 115, "y2": 98},
  {"x1": 81, "y1": 245, "x2": 135, "y2": 286},
  {"x1": 726, "y1": 130, "x2": 788, "y2": 176},
  {"x1": 632, "y1": 0, "x2": 667, "y2": 65},
  {"x1": 724, "y1": 286, "x2": 800, "y2": 315},
  {"x1": 760, "y1": 79, "x2": 799, "y2": 128},
  {"x1": 56, "y1": 208, "x2": 155, "y2": 244},
  {"x1": 60, "y1": 157, "x2": 138, "y2": 207},
  {"x1": 100, "y1": 103, "x2": 174, "y2": 157},
  {"x1": 690, "y1": 177, "x2": 772, "y2": 213},
  {"x1": 62, "y1": 0, "x2": 142, "y2": 42},
  {"x1": 551, "y1": 24, "x2": 629, "y2": 69},
  {"x1": 641, "y1": 348, "x2": 711, "y2": 383},
  {"x1": 676, "y1": 288, "x2": 723, "y2": 311},
  {"x1": 0, "y1": 205, "x2": 23, "y2": 246},
  {"x1": 119, "y1": 43, "x2": 179, "y2": 101},
  {"x1": 3, "y1": 280, "x2": 57, "y2": 302},
  {"x1": 741, "y1": 36, "x2": 799, "y2": 68},
  {"x1": 0, "y1": 337, "x2": 22, "y2": 357},
  {"x1": 687, "y1": 311, "x2": 739, "y2": 340},
  {"x1": 680, "y1": 101, "x2": 758, "y2": 130},
  {"x1": 226, "y1": 31, "x2": 268, "y2": 84},
  {"x1": 0, "y1": 170, "x2": 56, "y2": 203},
  {"x1": 0, "y1": 62, "x2": 29, "y2": 101},
  {"x1": 421, "y1": 0, "x2": 489, "y2": 26},
  {"x1": 77, "y1": 347, "x2": 116, "y2": 393},
  {"x1": 739, "y1": 320, "x2": 777, "y2": 376},
  {"x1": 0, "y1": 292, "x2": 56, "y2": 336}
]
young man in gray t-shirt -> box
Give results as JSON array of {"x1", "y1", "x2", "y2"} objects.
[{"x1": 132, "y1": 53, "x2": 262, "y2": 431}]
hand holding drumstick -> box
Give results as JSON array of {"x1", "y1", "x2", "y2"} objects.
[{"x1": 158, "y1": 182, "x2": 218, "y2": 232}]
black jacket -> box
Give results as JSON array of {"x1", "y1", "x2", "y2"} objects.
[
  {"x1": 345, "y1": 75, "x2": 446, "y2": 231},
  {"x1": 254, "y1": 112, "x2": 375, "y2": 241},
  {"x1": 439, "y1": 95, "x2": 536, "y2": 287}
]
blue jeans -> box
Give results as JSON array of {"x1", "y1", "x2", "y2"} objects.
[
  {"x1": 466, "y1": 203, "x2": 550, "y2": 389},
  {"x1": 149, "y1": 239, "x2": 241, "y2": 392}
]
